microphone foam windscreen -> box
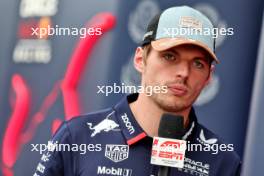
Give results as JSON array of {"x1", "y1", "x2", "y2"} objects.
[{"x1": 158, "y1": 114, "x2": 185, "y2": 139}]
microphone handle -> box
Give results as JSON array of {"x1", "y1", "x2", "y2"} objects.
[{"x1": 158, "y1": 166, "x2": 170, "y2": 176}]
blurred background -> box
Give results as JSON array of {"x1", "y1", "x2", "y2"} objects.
[{"x1": 0, "y1": 0, "x2": 263, "y2": 175}]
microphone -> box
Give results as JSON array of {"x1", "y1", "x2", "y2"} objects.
[
  {"x1": 158, "y1": 114, "x2": 184, "y2": 138},
  {"x1": 151, "y1": 114, "x2": 186, "y2": 176}
]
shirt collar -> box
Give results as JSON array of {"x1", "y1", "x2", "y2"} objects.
[
  {"x1": 114, "y1": 93, "x2": 147, "y2": 145},
  {"x1": 182, "y1": 108, "x2": 198, "y2": 140},
  {"x1": 113, "y1": 93, "x2": 198, "y2": 145}
]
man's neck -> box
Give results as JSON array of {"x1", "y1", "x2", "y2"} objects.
[{"x1": 129, "y1": 93, "x2": 191, "y2": 137}]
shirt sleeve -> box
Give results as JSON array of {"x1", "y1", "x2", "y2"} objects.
[{"x1": 33, "y1": 122, "x2": 74, "y2": 176}]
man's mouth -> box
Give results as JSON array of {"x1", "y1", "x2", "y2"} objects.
[{"x1": 167, "y1": 85, "x2": 188, "y2": 96}]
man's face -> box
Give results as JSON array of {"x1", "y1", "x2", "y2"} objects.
[{"x1": 134, "y1": 44, "x2": 214, "y2": 112}]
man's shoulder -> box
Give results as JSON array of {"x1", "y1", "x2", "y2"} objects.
[
  {"x1": 67, "y1": 108, "x2": 114, "y2": 124},
  {"x1": 195, "y1": 123, "x2": 240, "y2": 161},
  {"x1": 56, "y1": 108, "x2": 117, "y2": 139},
  {"x1": 195, "y1": 123, "x2": 224, "y2": 144}
]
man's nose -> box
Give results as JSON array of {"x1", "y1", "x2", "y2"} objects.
[{"x1": 175, "y1": 62, "x2": 190, "y2": 79}]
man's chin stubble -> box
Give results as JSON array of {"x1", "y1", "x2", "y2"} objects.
[{"x1": 151, "y1": 93, "x2": 191, "y2": 113}]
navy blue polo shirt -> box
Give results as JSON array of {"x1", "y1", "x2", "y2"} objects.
[{"x1": 33, "y1": 93, "x2": 241, "y2": 176}]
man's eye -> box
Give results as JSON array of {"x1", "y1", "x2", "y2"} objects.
[
  {"x1": 163, "y1": 53, "x2": 175, "y2": 61},
  {"x1": 193, "y1": 60, "x2": 205, "y2": 69}
]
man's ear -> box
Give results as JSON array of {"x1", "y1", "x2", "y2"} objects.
[
  {"x1": 205, "y1": 64, "x2": 215, "y2": 86},
  {"x1": 133, "y1": 47, "x2": 145, "y2": 73}
]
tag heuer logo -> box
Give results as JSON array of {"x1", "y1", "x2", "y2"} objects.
[{"x1": 105, "y1": 144, "x2": 129, "y2": 162}]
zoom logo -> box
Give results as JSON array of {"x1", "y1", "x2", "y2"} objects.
[{"x1": 121, "y1": 113, "x2": 135, "y2": 135}]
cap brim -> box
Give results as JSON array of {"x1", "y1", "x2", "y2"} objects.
[{"x1": 151, "y1": 38, "x2": 219, "y2": 63}]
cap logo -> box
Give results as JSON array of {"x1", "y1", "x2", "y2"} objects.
[{"x1": 179, "y1": 16, "x2": 202, "y2": 29}]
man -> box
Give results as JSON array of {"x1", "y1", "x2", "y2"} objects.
[{"x1": 34, "y1": 6, "x2": 240, "y2": 176}]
